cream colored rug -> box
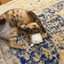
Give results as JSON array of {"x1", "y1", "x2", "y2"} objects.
[{"x1": 0, "y1": 0, "x2": 64, "y2": 64}]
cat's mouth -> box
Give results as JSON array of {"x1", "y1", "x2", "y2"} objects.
[{"x1": 26, "y1": 28, "x2": 40, "y2": 34}]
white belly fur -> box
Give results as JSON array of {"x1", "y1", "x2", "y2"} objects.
[{"x1": 0, "y1": 23, "x2": 18, "y2": 39}]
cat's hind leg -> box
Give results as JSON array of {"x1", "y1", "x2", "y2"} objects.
[{"x1": 9, "y1": 31, "x2": 25, "y2": 49}]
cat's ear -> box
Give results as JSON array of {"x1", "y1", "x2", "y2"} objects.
[{"x1": 0, "y1": 18, "x2": 6, "y2": 25}]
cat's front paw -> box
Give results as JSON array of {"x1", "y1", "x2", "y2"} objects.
[{"x1": 21, "y1": 25, "x2": 26, "y2": 29}]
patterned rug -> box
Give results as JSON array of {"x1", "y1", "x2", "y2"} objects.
[{"x1": 0, "y1": 0, "x2": 64, "y2": 64}]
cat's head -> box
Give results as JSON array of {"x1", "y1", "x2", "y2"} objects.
[{"x1": 26, "y1": 22, "x2": 41, "y2": 34}]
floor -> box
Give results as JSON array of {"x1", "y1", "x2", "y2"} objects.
[{"x1": 0, "y1": 0, "x2": 64, "y2": 64}]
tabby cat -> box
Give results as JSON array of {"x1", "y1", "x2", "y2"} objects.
[{"x1": 0, "y1": 9, "x2": 46, "y2": 49}]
